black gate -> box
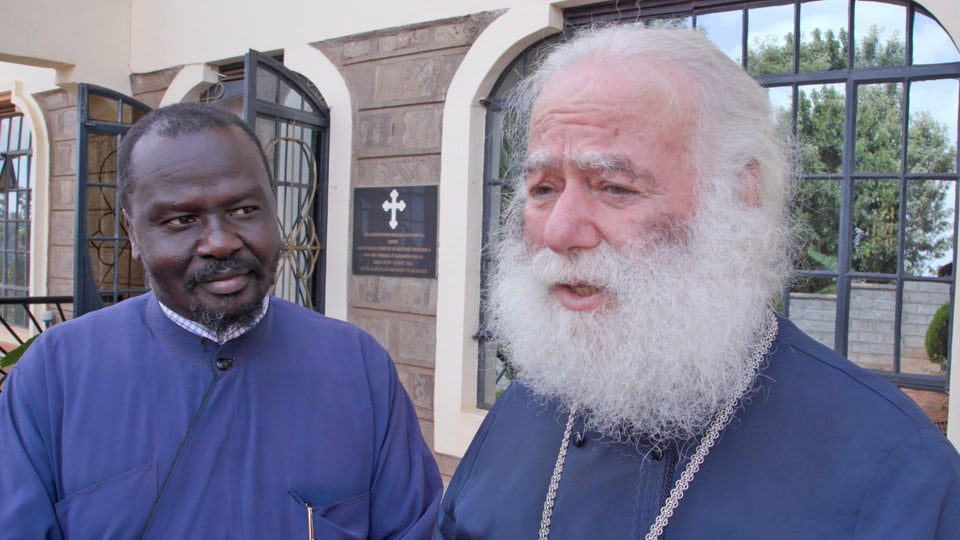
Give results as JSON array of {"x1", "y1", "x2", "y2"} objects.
[
  {"x1": 201, "y1": 50, "x2": 330, "y2": 312},
  {"x1": 74, "y1": 84, "x2": 152, "y2": 316}
]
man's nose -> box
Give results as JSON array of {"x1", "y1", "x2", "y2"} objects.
[
  {"x1": 540, "y1": 182, "x2": 601, "y2": 253},
  {"x1": 196, "y1": 218, "x2": 243, "y2": 259}
]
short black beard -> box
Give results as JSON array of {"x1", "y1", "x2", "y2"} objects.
[
  {"x1": 184, "y1": 257, "x2": 269, "y2": 334},
  {"x1": 189, "y1": 296, "x2": 264, "y2": 335}
]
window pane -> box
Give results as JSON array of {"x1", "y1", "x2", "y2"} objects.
[
  {"x1": 908, "y1": 80, "x2": 958, "y2": 174},
  {"x1": 798, "y1": 83, "x2": 845, "y2": 174},
  {"x1": 788, "y1": 277, "x2": 837, "y2": 348},
  {"x1": 0, "y1": 118, "x2": 9, "y2": 150},
  {"x1": 86, "y1": 133, "x2": 119, "y2": 184},
  {"x1": 256, "y1": 67, "x2": 279, "y2": 104},
  {"x1": 6, "y1": 197, "x2": 17, "y2": 227},
  {"x1": 856, "y1": 82, "x2": 903, "y2": 173},
  {"x1": 16, "y1": 222, "x2": 27, "y2": 252},
  {"x1": 14, "y1": 253, "x2": 26, "y2": 286},
  {"x1": 478, "y1": 339, "x2": 500, "y2": 408},
  {"x1": 912, "y1": 9, "x2": 960, "y2": 65},
  {"x1": 18, "y1": 119, "x2": 30, "y2": 151},
  {"x1": 17, "y1": 157, "x2": 30, "y2": 189},
  {"x1": 17, "y1": 191, "x2": 28, "y2": 221},
  {"x1": 487, "y1": 109, "x2": 506, "y2": 179},
  {"x1": 646, "y1": 16, "x2": 691, "y2": 29},
  {"x1": 4, "y1": 253, "x2": 14, "y2": 283},
  {"x1": 901, "y1": 280, "x2": 951, "y2": 375},
  {"x1": 853, "y1": 0, "x2": 905, "y2": 68},
  {"x1": 86, "y1": 94, "x2": 119, "y2": 122},
  {"x1": 280, "y1": 80, "x2": 303, "y2": 110},
  {"x1": 800, "y1": 0, "x2": 849, "y2": 72},
  {"x1": 793, "y1": 179, "x2": 841, "y2": 272},
  {"x1": 8, "y1": 117, "x2": 22, "y2": 151},
  {"x1": 696, "y1": 10, "x2": 743, "y2": 63},
  {"x1": 2, "y1": 222, "x2": 11, "y2": 250},
  {"x1": 848, "y1": 278, "x2": 896, "y2": 371},
  {"x1": 853, "y1": 178, "x2": 900, "y2": 274},
  {"x1": 904, "y1": 179, "x2": 954, "y2": 277},
  {"x1": 747, "y1": 3, "x2": 796, "y2": 75},
  {"x1": 767, "y1": 85, "x2": 793, "y2": 129},
  {"x1": 88, "y1": 186, "x2": 118, "y2": 237}
]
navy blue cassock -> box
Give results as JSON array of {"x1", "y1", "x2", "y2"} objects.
[
  {"x1": 0, "y1": 293, "x2": 441, "y2": 539},
  {"x1": 437, "y1": 315, "x2": 960, "y2": 539}
]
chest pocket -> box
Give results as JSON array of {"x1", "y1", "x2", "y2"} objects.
[
  {"x1": 288, "y1": 490, "x2": 371, "y2": 540},
  {"x1": 54, "y1": 462, "x2": 158, "y2": 540}
]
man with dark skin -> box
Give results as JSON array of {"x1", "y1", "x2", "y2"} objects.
[
  {"x1": 0, "y1": 103, "x2": 441, "y2": 539},
  {"x1": 123, "y1": 111, "x2": 281, "y2": 333}
]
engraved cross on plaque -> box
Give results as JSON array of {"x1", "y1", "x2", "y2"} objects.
[{"x1": 382, "y1": 189, "x2": 407, "y2": 230}]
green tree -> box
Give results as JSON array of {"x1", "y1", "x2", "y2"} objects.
[{"x1": 751, "y1": 26, "x2": 955, "y2": 287}]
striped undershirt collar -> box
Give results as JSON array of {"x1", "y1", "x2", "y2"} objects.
[{"x1": 158, "y1": 296, "x2": 270, "y2": 344}]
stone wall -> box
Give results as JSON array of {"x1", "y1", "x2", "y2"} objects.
[
  {"x1": 35, "y1": 88, "x2": 78, "y2": 301},
  {"x1": 130, "y1": 67, "x2": 182, "y2": 109},
  {"x1": 313, "y1": 11, "x2": 501, "y2": 479},
  {"x1": 790, "y1": 280, "x2": 951, "y2": 375}
]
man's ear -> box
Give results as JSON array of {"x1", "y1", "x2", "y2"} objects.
[
  {"x1": 122, "y1": 210, "x2": 141, "y2": 261},
  {"x1": 739, "y1": 159, "x2": 762, "y2": 207}
]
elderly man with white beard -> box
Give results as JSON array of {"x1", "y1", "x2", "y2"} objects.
[{"x1": 435, "y1": 25, "x2": 960, "y2": 539}]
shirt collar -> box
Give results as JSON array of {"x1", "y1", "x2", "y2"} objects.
[{"x1": 158, "y1": 296, "x2": 270, "y2": 344}]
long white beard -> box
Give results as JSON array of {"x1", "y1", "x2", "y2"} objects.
[{"x1": 487, "y1": 194, "x2": 786, "y2": 444}]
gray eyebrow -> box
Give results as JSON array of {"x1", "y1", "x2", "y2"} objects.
[{"x1": 523, "y1": 150, "x2": 639, "y2": 181}]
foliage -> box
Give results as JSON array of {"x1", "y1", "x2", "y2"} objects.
[
  {"x1": 0, "y1": 334, "x2": 37, "y2": 370},
  {"x1": 925, "y1": 302, "x2": 951, "y2": 369},
  {"x1": 752, "y1": 26, "x2": 955, "y2": 289}
]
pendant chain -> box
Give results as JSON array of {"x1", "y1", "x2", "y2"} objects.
[{"x1": 538, "y1": 312, "x2": 778, "y2": 540}]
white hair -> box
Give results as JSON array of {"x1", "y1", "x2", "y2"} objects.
[
  {"x1": 506, "y1": 24, "x2": 793, "y2": 272},
  {"x1": 487, "y1": 24, "x2": 798, "y2": 444}
]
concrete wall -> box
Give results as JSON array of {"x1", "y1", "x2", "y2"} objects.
[{"x1": 791, "y1": 281, "x2": 951, "y2": 374}]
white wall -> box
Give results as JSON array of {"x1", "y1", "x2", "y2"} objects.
[
  {"x1": 128, "y1": 0, "x2": 519, "y2": 73},
  {"x1": 0, "y1": 0, "x2": 131, "y2": 92}
]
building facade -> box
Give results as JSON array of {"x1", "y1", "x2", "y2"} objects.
[{"x1": 2, "y1": 0, "x2": 959, "y2": 480}]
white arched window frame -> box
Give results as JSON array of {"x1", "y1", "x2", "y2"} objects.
[{"x1": 0, "y1": 82, "x2": 50, "y2": 320}]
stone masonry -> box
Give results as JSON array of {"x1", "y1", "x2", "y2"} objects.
[
  {"x1": 313, "y1": 11, "x2": 501, "y2": 480},
  {"x1": 35, "y1": 88, "x2": 78, "y2": 302}
]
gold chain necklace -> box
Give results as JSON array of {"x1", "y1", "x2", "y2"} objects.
[{"x1": 538, "y1": 312, "x2": 778, "y2": 540}]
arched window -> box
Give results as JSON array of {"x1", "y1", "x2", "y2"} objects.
[
  {"x1": 0, "y1": 105, "x2": 32, "y2": 327},
  {"x1": 478, "y1": 0, "x2": 960, "y2": 408},
  {"x1": 199, "y1": 51, "x2": 330, "y2": 312}
]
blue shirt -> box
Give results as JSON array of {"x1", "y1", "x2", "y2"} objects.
[
  {"x1": 0, "y1": 293, "x2": 441, "y2": 539},
  {"x1": 437, "y1": 315, "x2": 960, "y2": 539}
]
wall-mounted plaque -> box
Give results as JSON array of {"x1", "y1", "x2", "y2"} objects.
[{"x1": 352, "y1": 185, "x2": 438, "y2": 278}]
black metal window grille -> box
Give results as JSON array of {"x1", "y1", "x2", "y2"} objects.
[
  {"x1": 75, "y1": 84, "x2": 152, "y2": 317},
  {"x1": 477, "y1": 0, "x2": 960, "y2": 408},
  {"x1": 0, "y1": 107, "x2": 33, "y2": 328},
  {"x1": 199, "y1": 51, "x2": 330, "y2": 312}
]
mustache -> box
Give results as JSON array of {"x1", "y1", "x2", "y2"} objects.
[{"x1": 184, "y1": 257, "x2": 264, "y2": 291}]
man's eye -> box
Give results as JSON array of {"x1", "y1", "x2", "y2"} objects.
[
  {"x1": 603, "y1": 184, "x2": 633, "y2": 196},
  {"x1": 166, "y1": 216, "x2": 196, "y2": 226},
  {"x1": 528, "y1": 181, "x2": 558, "y2": 198},
  {"x1": 230, "y1": 206, "x2": 258, "y2": 216}
]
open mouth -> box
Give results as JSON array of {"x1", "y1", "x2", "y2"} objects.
[{"x1": 567, "y1": 282, "x2": 601, "y2": 296}]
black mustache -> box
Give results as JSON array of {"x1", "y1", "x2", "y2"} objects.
[{"x1": 184, "y1": 258, "x2": 263, "y2": 291}]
